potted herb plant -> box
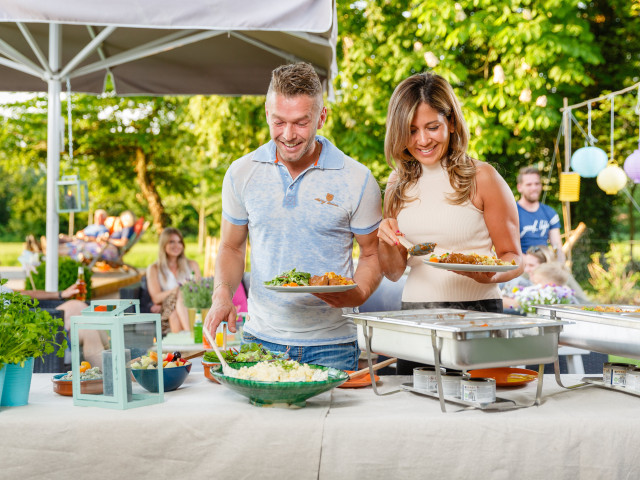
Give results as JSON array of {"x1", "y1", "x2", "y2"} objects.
[{"x1": 0, "y1": 279, "x2": 68, "y2": 406}]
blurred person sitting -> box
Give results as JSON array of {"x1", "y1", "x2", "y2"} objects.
[
  {"x1": 503, "y1": 261, "x2": 580, "y2": 311},
  {"x1": 502, "y1": 245, "x2": 587, "y2": 306},
  {"x1": 57, "y1": 210, "x2": 136, "y2": 262},
  {"x1": 41, "y1": 209, "x2": 109, "y2": 251},
  {"x1": 147, "y1": 227, "x2": 201, "y2": 335}
]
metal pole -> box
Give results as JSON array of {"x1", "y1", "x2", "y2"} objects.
[
  {"x1": 45, "y1": 23, "x2": 61, "y2": 292},
  {"x1": 562, "y1": 97, "x2": 572, "y2": 266}
]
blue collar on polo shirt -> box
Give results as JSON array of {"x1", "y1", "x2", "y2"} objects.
[{"x1": 253, "y1": 135, "x2": 344, "y2": 170}]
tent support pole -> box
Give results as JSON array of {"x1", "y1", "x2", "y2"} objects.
[{"x1": 45, "y1": 23, "x2": 62, "y2": 292}]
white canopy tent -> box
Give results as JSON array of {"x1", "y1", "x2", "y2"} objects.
[{"x1": 0, "y1": 0, "x2": 337, "y2": 291}]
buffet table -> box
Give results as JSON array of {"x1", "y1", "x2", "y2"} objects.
[{"x1": 2, "y1": 373, "x2": 640, "y2": 479}]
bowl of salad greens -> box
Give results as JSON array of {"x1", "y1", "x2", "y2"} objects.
[{"x1": 202, "y1": 343, "x2": 288, "y2": 383}]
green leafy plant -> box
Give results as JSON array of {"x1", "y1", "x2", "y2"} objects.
[
  {"x1": 587, "y1": 244, "x2": 640, "y2": 304},
  {"x1": 180, "y1": 277, "x2": 214, "y2": 310},
  {"x1": 31, "y1": 257, "x2": 93, "y2": 300},
  {"x1": 0, "y1": 279, "x2": 68, "y2": 366}
]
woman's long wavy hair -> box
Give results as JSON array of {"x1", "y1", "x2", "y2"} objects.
[
  {"x1": 156, "y1": 227, "x2": 191, "y2": 285},
  {"x1": 384, "y1": 72, "x2": 476, "y2": 218}
]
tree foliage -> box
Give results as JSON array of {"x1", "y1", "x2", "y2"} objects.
[{"x1": 1, "y1": 0, "x2": 640, "y2": 256}]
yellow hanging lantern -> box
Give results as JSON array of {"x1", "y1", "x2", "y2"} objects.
[
  {"x1": 558, "y1": 172, "x2": 580, "y2": 202},
  {"x1": 596, "y1": 163, "x2": 628, "y2": 195}
]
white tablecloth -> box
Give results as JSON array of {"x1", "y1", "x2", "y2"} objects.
[{"x1": 1, "y1": 374, "x2": 639, "y2": 479}]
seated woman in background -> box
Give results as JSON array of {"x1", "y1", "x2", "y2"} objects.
[{"x1": 147, "y1": 227, "x2": 201, "y2": 335}]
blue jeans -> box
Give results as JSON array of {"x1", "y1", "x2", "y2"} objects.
[{"x1": 242, "y1": 332, "x2": 358, "y2": 371}]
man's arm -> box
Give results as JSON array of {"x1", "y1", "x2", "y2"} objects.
[
  {"x1": 203, "y1": 219, "x2": 248, "y2": 337},
  {"x1": 548, "y1": 228, "x2": 566, "y2": 263},
  {"x1": 312, "y1": 230, "x2": 383, "y2": 308}
]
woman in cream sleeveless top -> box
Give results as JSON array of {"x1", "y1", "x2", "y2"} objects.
[{"x1": 377, "y1": 73, "x2": 523, "y2": 374}]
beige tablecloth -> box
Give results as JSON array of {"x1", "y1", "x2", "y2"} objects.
[{"x1": 1, "y1": 374, "x2": 639, "y2": 479}]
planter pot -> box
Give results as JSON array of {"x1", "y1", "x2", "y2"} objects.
[
  {"x1": 0, "y1": 365, "x2": 6, "y2": 402},
  {"x1": 1, "y1": 357, "x2": 34, "y2": 407}
]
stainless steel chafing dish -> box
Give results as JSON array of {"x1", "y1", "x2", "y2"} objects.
[
  {"x1": 345, "y1": 308, "x2": 570, "y2": 370},
  {"x1": 534, "y1": 304, "x2": 640, "y2": 359}
]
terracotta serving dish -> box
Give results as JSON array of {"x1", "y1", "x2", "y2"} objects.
[
  {"x1": 202, "y1": 361, "x2": 220, "y2": 384},
  {"x1": 51, "y1": 373, "x2": 104, "y2": 396}
]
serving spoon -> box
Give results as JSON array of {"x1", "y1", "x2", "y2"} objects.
[{"x1": 397, "y1": 236, "x2": 437, "y2": 256}]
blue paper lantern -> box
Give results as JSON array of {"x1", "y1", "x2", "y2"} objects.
[
  {"x1": 570, "y1": 146, "x2": 608, "y2": 178},
  {"x1": 623, "y1": 145, "x2": 640, "y2": 184}
]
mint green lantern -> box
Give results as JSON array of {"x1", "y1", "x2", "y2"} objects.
[
  {"x1": 70, "y1": 300, "x2": 163, "y2": 409},
  {"x1": 56, "y1": 174, "x2": 89, "y2": 213}
]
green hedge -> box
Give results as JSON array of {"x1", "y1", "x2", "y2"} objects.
[{"x1": 32, "y1": 257, "x2": 93, "y2": 300}]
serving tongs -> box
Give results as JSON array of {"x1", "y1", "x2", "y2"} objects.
[
  {"x1": 348, "y1": 357, "x2": 397, "y2": 380},
  {"x1": 397, "y1": 236, "x2": 436, "y2": 256},
  {"x1": 204, "y1": 326, "x2": 234, "y2": 376}
]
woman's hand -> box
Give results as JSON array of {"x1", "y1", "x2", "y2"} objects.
[
  {"x1": 377, "y1": 218, "x2": 403, "y2": 247},
  {"x1": 61, "y1": 283, "x2": 80, "y2": 299}
]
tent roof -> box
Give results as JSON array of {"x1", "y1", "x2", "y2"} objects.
[{"x1": 0, "y1": 0, "x2": 337, "y2": 95}]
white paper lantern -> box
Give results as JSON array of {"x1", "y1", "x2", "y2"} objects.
[{"x1": 596, "y1": 163, "x2": 628, "y2": 195}]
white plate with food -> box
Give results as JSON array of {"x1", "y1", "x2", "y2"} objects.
[
  {"x1": 423, "y1": 261, "x2": 517, "y2": 272},
  {"x1": 265, "y1": 284, "x2": 357, "y2": 293}
]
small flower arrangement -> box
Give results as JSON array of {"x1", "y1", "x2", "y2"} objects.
[
  {"x1": 513, "y1": 284, "x2": 575, "y2": 314},
  {"x1": 180, "y1": 277, "x2": 214, "y2": 310}
]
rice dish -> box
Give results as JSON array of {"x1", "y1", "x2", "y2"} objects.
[
  {"x1": 231, "y1": 360, "x2": 329, "y2": 382},
  {"x1": 60, "y1": 367, "x2": 102, "y2": 380}
]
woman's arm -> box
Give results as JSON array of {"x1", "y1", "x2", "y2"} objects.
[
  {"x1": 472, "y1": 162, "x2": 524, "y2": 283},
  {"x1": 146, "y1": 263, "x2": 177, "y2": 305},
  {"x1": 377, "y1": 172, "x2": 408, "y2": 282}
]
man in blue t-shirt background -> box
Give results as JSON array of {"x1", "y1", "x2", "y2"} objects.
[{"x1": 516, "y1": 166, "x2": 566, "y2": 263}]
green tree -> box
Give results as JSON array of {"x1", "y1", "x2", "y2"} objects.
[{"x1": 330, "y1": 0, "x2": 639, "y2": 268}]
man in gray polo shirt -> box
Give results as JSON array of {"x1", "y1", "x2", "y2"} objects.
[{"x1": 204, "y1": 62, "x2": 382, "y2": 370}]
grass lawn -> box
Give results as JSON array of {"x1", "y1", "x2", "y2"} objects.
[{"x1": 0, "y1": 242, "x2": 206, "y2": 272}]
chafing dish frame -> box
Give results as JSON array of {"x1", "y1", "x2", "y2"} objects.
[
  {"x1": 534, "y1": 304, "x2": 640, "y2": 359},
  {"x1": 346, "y1": 309, "x2": 570, "y2": 412}
]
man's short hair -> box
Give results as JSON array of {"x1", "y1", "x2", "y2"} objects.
[
  {"x1": 267, "y1": 62, "x2": 323, "y2": 103},
  {"x1": 517, "y1": 166, "x2": 541, "y2": 184}
]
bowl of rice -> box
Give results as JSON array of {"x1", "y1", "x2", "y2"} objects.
[{"x1": 211, "y1": 360, "x2": 348, "y2": 407}]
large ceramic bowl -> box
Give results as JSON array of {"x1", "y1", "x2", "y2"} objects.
[
  {"x1": 51, "y1": 373, "x2": 103, "y2": 396},
  {"x1": 211, "y1": 362, "x2": 348, "y2": 407},
  {"x1": 130, "y1": 363, "x2": 192, "y2": 392}
]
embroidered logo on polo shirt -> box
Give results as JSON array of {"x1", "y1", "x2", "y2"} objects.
[{"x1": 315, "y1": 193, "x2": 338, "y2": 207}]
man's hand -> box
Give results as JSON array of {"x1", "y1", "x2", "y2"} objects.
[
  {"x1": 204, "y1": 287, "x2": 238, "y2": 341},
  {"x1": 312, "y1": 282, "x2": 367, "y2": 308}
]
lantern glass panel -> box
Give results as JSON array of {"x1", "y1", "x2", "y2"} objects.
[
  {"x1": 56, "y1": 175, "x2": 89, "y2": 213},
  {"x1": 70, "y1": 300, "x2": 163, "y2": 409}
]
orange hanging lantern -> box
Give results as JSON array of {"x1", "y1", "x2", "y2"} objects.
[{"x1": 558, "y1": 172, "x2": 580, "y2": 202}]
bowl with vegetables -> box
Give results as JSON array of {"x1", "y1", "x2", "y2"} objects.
[
  {"x1": 202, "y1": 343, "x2": 288, "y2": 383},
  {"x1": 211, "y1": 360, "x2": 348, "y2": 408},
  {"x1": 130, "y1": 351, "x2": 191, "y2": 392},
  {"x1": 51, "y1": 362, "x2": 103, "y2": 396}
]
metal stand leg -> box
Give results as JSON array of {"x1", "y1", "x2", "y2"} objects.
[
  {"x1": 554, "y1": 359, "x2": 588, "y2": 389},
  {"x1": 431, "y1": 330, "x2": 447, "y2": 413},
  {"x1": 362, "y1": 323, "x2": 399, "y2": 396}
]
